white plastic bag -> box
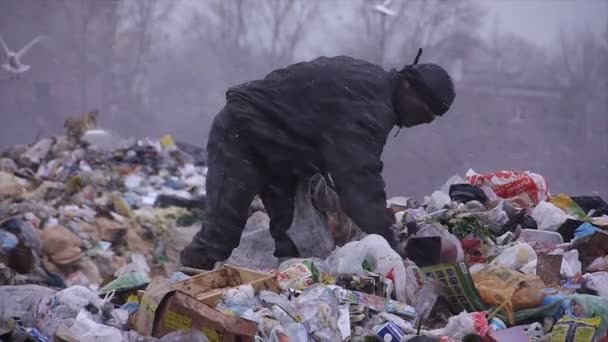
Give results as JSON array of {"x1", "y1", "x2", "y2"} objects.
[
  {"x1": 326, "y1": 234, "x2": 408, "y2": 303},
  {"x1": 490, "y1": 243, "x2": 537, "y2": 272},
  {"x1": 471, "y1": 201, "x2": 509, "y2": 233},
  {"x1": 559, "y1": 250, "x2": 582, "y2": 278},
  {"x1": 410, "y1": 311, "x2": 477, "y2": 340},
  {"x1": 414, "y1": 223, "x2": 465, "y2": 264},
  {"x1": 532, "y1": 202, "x2": 569, "y2": 231},
  {"x1": 427, "y1": 191, "x2": 452, "y2": 212},
  {"x1": 583, "y1": 272, "x2": 608, "y2": 298},
  {"x1": 287, "y1": 174, "x2": 336, "y2": 259},
  {"x1": 440, "y1": 175, "x2": 467, "y2": 195},
  {"x1": 68, "y1": 309, "x2": 123, "y2": 342}
]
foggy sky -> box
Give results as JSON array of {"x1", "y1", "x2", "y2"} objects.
[
  {"x1": 0, "y1": 0, "x2": 606, "y2": 200},
  {"x1": 482, "y1": 0, "x2": 607, "y2": 50}
]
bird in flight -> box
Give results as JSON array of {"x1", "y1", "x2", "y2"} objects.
[
  {"x1": 372, "y1": 0, "x2": 397, "y2": 16},
  {"x1": 0, "y1": 34, "x2": 46, "y2": 79}
]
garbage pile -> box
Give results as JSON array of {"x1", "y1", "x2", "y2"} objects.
[
  {"x1": 0, "y1": 129, "x2": 208, "y2": 291},
  {"x1": 2, "y1": 130, "x2": 608, "y2": 342}
]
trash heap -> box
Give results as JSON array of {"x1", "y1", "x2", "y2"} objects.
[
  {"x1": 2, "y1": 131, "x2": 608, "y2": 342},
  {"x1": 0, "y1": 129, "x2": 208, "y2": 291}
]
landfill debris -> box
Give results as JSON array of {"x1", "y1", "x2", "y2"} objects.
[{"x1": 2, "y1": 131, "x2": 608, "y2": 341}]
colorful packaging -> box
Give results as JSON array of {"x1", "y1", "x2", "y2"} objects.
[
  {"x1": 375, "y1": 321, "x2": 405, "y2": 342},
  {"x1": 335, "y1": 288, "x2": 417, "y2": 319},
  {"x1": 550, "y1": 316, "x2": 602, "y2": 342},
  {"x1": 466, "y1": 169, "x2": 550, "y2": 207}
]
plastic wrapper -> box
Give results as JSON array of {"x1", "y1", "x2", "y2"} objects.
[
  {"x1": 283, "y1": 284, "x2": 342, "y2": 341},
  {"x1": 334, "y1": 288, "x2": 416, "y2": 319},
  {"x1": 532, "y1": 201, "x2": 570, "y2": 231},
  {"x1": 574, "y1": 222, "x2": 603, "y2": 240},
  {"x1": 551, "y1": 194, "x2": 588, "y2": 220},
  {"x1": 276, "y1": 257, "x2": 330, "y2": 291},
  {"x1": 326, "y1": 234, "x2": 408, "y2": 303},
  {"x1": 466, "y1": 169, "x2": 549, "y2": 208},
  {"x1": 472, "y1": 266, "x2": 546, "y2": 324},
  {"x1": 98, "y1": 271, "x2": 150, "y2": 295}
]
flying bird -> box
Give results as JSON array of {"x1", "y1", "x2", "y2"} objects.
[
  {"x1": 372, "y1": 0, "x2": 397, "y2": 16},
  {"x1": 0, "y1": 34, "x2": 46, "y2": 79}
]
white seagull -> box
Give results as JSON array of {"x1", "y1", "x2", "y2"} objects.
[
  {"x1": 0, "y1": 34, "x2": 46, "y2": 79},
  {"x1": 372, "y1": 0, "x2": 397, "y2": 16}
]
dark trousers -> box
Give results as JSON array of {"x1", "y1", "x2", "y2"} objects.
[{"x1": 180, "y1": 107, "x2": 300, "y2": 270}]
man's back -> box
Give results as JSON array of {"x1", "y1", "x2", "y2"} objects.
[{"x1": 223, "y1": 56, "x2": 398, "y2": 167}]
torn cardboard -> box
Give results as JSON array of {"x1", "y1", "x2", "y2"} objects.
[{"x1": 134, "y1": 276, "x2": 258, "y2": 341}]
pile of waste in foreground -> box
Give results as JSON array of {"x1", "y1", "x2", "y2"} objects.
[{"x1": 1, "y1": 128, "x2": 608, "y2": 342}]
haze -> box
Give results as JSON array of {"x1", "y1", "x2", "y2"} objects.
[{"x1": 1, "y1": 0, "x2": 606, "y2": 199}]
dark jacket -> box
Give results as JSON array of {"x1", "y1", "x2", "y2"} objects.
[{"x1": 221, "y1": 56, "x2": 400, "y2": 237}]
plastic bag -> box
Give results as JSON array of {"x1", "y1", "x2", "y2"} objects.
[
  {"x1": 326, "y1": 234, "x2": 408, "y2": 303},
  {"x1": 160, "y1": 329, "x2": 209, "y2": 342},
  {"x1": 490, "y1": 243, "x2": 537, "y2": 272},
  {"x1": 466, "y1": 169, "x2": 549, "y2": 207},
  {"x1": 472, "y1": 266, "x2": 546, "y2": 324},
  {"x1": 559, "y1": 250, "x2": 582, "y2": 278},
  {"x1": 0, "y1": 230, "x2": 18, "y2": 255},
  {"x1": 287, "y1": 174, "x2": 336, "y2": 259},
  {"x1": 551, "y1": 194, "x2": 588, "y2": 220},
  {"x1": 67, "y1": 309, "x2": 123, "y2": 342},
  {"x1": 440, "y1": 175, "x2": 467, "y2": 195},
  {"x1": 574, "y1": 222, "x2": 603, "y2": 240},
  {"x1": 421, "y1": 311, "x2": 478, "y2": 340},
  {"x1": 532, "y1": 202, "x2": 570, "y2": 231},
  {"x1": 414, "y1": 222, "x2": 464, "y2": 264},
  {"x1": 36, "y1": 285, "x2": 107, "y2": 337},
  {"x1": 427, "y1": 191, "x2": 452, "y2": 212},
  {"x1": 266, "y1": 323, "x2": 309, "y2": 342},
  {"x1": 587, "y1": 256, "x2": 608, "y2": 272},
  {"x1": 284, "y1": 284, "x2": 342, "y2": 341},
  {"x1": 559, "y1": 294, "x2": 608, "y2": 338},
  {"x1": 583, "y1": 272, "x2": 608, "y2": 298},
  {"x1": 470, "y1": 200, "x2": 509, "y2": 233},
  {"x1": 227, "y1": 211, "x2": 278, "y2": 271},
  {"x1": 54, "y1": 286, "x2": 104, "y2": 313},
  {"x1": 0, "y1": 285, "x2": 56, "y2": 328}
]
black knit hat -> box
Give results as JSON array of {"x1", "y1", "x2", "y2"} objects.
[{"x1": 399, "y1": 49, "x2": 456, "y2": 116}]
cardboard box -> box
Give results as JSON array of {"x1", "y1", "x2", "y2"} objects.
[
  {"x1": 134, "y1": 276, "x2": 259, "y2": 341},
  {"x1": 171, "y1": 265, "x2": 280, "y2": 307}
]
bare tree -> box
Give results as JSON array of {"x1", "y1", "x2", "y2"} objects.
[{"x1": 340, "y1": 0, "x2": 484, "y2": 67}]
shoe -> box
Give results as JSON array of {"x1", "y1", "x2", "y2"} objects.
[{"x1": 179, "y1": 243, "x2": 216, "y2": 270}]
